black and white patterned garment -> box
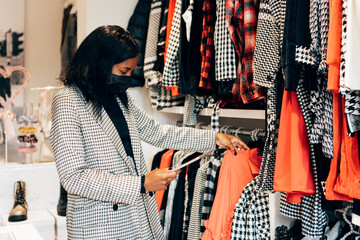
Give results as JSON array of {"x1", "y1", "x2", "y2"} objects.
[
  {"x1": 144, "y1": 0, "x2": 164, "y2": 86},
  {"x1": 187, "y1": 158, "x2": 212, "y2": 240},
  {"x1": 230, "y1": 176, "x2": 270, "y2": 240},
  {"x1": 214, "y1": 0, "x2": 237, "y2": 82},
  {"x1": 183, "y1": 95, "x2": 198, "y2": 126},
  {"x1": 200, "y1": 153, "x2": 224, "y2": 237},
  {"x1": 211, "y1": 101, "x2": 220, "y2": 132},
  {"x1": 345, "y1": 91, "x2": 360, "y2": 133},
  {"x1": 256, "y1": 74, "x2": 283, "y2": 191},
  {"x1": 162, "y1": 0, "x2": 182, "y2": 87},
  {"x1": 149, "y1": 83, "x2": 185, "y2": 110},
  {"x1": 280, "y1": 76, "x2": 327, "y2": 238},
  {"x1": 339, "y1": 0, "x2": 347, "y2": 94},
  {"x1": 253, "y1": 0, "x2": 286, "y2": 88}
]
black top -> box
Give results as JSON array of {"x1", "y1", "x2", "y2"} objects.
[{"x1": 100, "y1": 92, "x2": 134, "y2": 159}]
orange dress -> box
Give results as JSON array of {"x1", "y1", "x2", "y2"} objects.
[
  {"x1": 155, "y1": 149, "x2": 175, "y2": 211},
  {"x1": 325, "y1": 94, "x2": 360, "y2": 200},
  {"x1": 273, "y1": 90, "x2": 315, "y2": 204},
  {"x1": 202, "y1": 148, "x2": 262, "y2": 240},
  {"x1": 326, "y1": 0, "x2": 342, "y2": 91}
]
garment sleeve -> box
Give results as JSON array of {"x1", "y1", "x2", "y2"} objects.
[
  {"x1": 50, "y1": 91, "x2": 141, "y2": 205},
  {"x1": 127, "y1": 94, "x2": 217, "y2": 151}
]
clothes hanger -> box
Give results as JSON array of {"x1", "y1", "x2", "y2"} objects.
[{"x1": 339, "y1": 206, "x2": 360, "y2": 240}]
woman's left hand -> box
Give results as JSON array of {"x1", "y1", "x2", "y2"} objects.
[{"x1": 215, "y1": 132, "x2": 249, "y2": 155}]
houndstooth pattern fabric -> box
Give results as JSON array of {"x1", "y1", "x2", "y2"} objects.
[
  {"x1": 144, "y1": 0, "x2": 164, "y2": 86},
  {"x1": 295, "y1": 45, "x2": 316, "y2": 66},
  {"x1": 231, "y1": 176, "x2": 270, "y2": 240},
  {"x1": 253, "y1": 0, "x2": 286, "y2": 88},
  {"x1": 256, "y1": 75, "x2": 283, "y2": 191},
  {"x1": 309, "y1": 0, "x2": 321, "y2": 67},
  {"x1": 200, "y1": 153, "x2": 224, "y2": 237},
  {"x1": 162, "y1": 0, "x2": 182, "y2": 87},
  {"x1": 318, "y1": 0, "x2": 330, "y2": 74},
  {"x1": 214, "y1": 0, "x2": 237, "y2": 82},
  {"x1": 149, "y1": 83, "x2": 185, "y2": 110},
  {"x1": 50, "y1": 86, "x2": 216, "y2": 239},
  {"x1": 280, "y1": 76, "x2": 327, "y2": 238},
  {"x1": 339, "y1": 0, "x2": 347, "y2": 94},
  {"x1": 309, "y1": 76, "x2": 334, "y2": 159},
  {"x1": 188, "y1": 159, "x2": 211, "y2": 240},
  {"x1": 345, "y1": 90, "x2": 360, "y2": 133}
]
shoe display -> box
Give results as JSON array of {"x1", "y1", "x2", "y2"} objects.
[
  {"x1": 8, "y1": 180, "x2": 28, "y2": 222},
  {"x1": 57, "y1": 184, "x2": 67, "y2": 216}
]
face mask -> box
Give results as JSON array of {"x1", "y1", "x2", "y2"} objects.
[{"x1": 108, "y1": 74, "x2": 132, "y2": 95}]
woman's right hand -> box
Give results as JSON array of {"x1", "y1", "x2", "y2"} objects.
[{"x1": 144, "y1": 168, "x2": 181, "y2": 192}]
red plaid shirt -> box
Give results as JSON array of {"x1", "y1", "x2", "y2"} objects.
[
  {"x1": 226, "y1": 0, "x2": 264, "y2": 104},
  {"x1": 199, "y1": 0, "x2": 216, "y2": 90}
]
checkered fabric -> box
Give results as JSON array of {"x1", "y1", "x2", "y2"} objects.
[
  {"x1": 50, "y1": 86, "x2": 216, "y2": 239},
  {"x1": 214, "y1": 0, "x2": 237, "y2": 82},
  {"x1": 183, "y1": 95, "x2": 198, "y2": 126},
  {"x1": 200, "y1": 0, "x2": 216, "y2": 89},
  {"x1": 162, "y1": 0, "x2": 182, "y2": 87},
  {"x1": 149, "y1": 83, "x2": 185, "y2": 110},
  {"x1": 339, "y1": 0, "x2": 347, "y2": 94},
  {"x1": 211, "y1": 101, "x2": 220, "y2": 132},
  {"x1": 253, "y1": 0, "x2": 287, "y2": 88},
  {"x1": 200, "y1": 153, "x2": 224, "y2": 237},
  {"x1": 280, "y1": 76, "x2": 327, "y2": 238},
  {"x1": 256, "y1": 74, "x2": 283, "y2": 191},
  {"x1": 226, "y1": 0, "x2": 264, "y2": 104},
  {"x1": 144, "y1": 0, "x2": 164, "y2": 86},
  {"x1": 230, "y1": 176, "x2": 270, "y2": 240},
  {"x1": 187, "y1": 158, "x2": 212, "y2": 240}
]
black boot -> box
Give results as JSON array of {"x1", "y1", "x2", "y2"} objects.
[
  {"x1": 57, "y1": 184, "x2": 67, "y2": 216},
  {"x1": 8, "y1": 180, "x2": 27, "y2": 222}
]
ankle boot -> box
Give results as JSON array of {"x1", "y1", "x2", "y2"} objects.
[
  {"x1": 8, "y1": 180, "x2": 27, "y2": 222},
  {"x1": 57, "y1": 184, "x2": 67, "y2": 216}
]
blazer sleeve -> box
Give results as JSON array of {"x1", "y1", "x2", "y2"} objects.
[
  {"x1": 50, "y1": 91, "x2": 141, "y2": 205},
  {"x1": 127, "y1": 94, "x2": 217, "y2": 151}
]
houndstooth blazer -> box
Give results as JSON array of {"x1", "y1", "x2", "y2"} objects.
[{"x1": 50, "y1": 85, "x2": 216, "y2": 239}]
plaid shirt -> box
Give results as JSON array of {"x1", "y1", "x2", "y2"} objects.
[
  {"x1": 200, "y1": 0, "x2": 217, "y2": 90},
  {"x1": 226, "y1": 0, "x2": 264, "y2": 104}
]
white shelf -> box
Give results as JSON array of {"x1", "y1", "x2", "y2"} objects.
[{"x1": 159, "y1": 106, "x2": 265, "y2": 120}]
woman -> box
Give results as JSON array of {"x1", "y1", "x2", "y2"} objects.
[{"x1": 50, "y1": 25, "x2": 248, "y2": 240}]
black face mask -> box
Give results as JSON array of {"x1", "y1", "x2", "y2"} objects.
[{"x1": 107, "y1": 74, "x2": 132, "y2": 95}]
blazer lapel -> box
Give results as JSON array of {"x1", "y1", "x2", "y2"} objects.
[{"x1": 82, "y1": 93, "x2": 137, "y2": 174}]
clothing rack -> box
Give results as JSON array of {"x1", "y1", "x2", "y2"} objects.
[{"x1": 176, "y1": 121, "x2": 266, "y2": 139}]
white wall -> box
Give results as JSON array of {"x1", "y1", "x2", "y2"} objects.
[{"x1": 24, "y1": 0, "x2": 63, "y2": 105}]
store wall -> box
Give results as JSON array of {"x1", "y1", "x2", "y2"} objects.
[{"x1": 24, "y1": 0, "x2": 63, "y2": 105}]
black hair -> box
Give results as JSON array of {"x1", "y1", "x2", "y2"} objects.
[{"x1": 61, "y1": 25, "x2": 138, "y2": 102}]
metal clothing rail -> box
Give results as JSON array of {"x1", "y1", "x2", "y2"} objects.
[{"x1": 176, "y1": 121, "x2": 266, "y2": 139}]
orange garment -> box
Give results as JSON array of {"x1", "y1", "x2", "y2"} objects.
[
  {"x1": 166, "y1": 86, "x2": 180, "y2": 96},
  {"x1": 273, "y1": 90, "x2": 315, "y2": 204},
  {"x1": 325, "y1": 94, "x2": 360, "y2": 200},
  {"x1": 326, "y1": 0, "x2": 342, "y2": 92},
  {"x1": 155, "y1": 149, "x2": 174, "y2": 211},
  {"x1": 202, "y1": 148, "x2": 262, "y2": 240}
]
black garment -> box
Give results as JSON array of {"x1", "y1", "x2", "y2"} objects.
[
  {"x1": 100, "y1": 92, "x2": 133, "y2": 159},
  {"x1": 154, "y1": 0, "x2": 169, "y2": 74},
  {"x1": 127, "y1": 0, "x2": 152, "y2": 87},
  {"x1": 168, "y1": 152, "x2": 199, "y2": 240},
  {"x1": 151, "y1": 149, "x2": 169, "y2": 170},
  {"x1": 178, "y1": 0, "x2": 204, "y2": 95}
]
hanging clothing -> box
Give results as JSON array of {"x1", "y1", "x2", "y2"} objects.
[
  {"x1": 144, "y1": 0, "x2": 164, "y2": 86},
  {"x1": 148, "y1": 83, "x2": 185, "y2": 110},
  {"x1": 345, "y1": 91, "x2": 360, "y2": 134},
  {"x1": 202, "y1": 148, "x2": 262, "y2": 240},
  {"x1": 326, "y1": 0, "x2": 342, "y2": 92},
  {"x1": 274, "y1": 89, "x2": 315, "y2": 203},
  {"x1": 256, "y1": 72, "x2": 284, "y2": 191},
  {"x1": 339, "y1": 0, "x2": 347, "y2": 94},
  {"x1": 214, "y1": 0, "x2": 237, "y2": 83},
  {"x1": 199, "y1": 0, "x2": 216, "y2": 90},
  {"x1": 127, "y1": 0, "x2": 152, "y2": 87},
  {"x1": 226, "y1": 0, "x2": 264, "y2": 104},
  {"x1": 253, "y1": 0, "x2": 286, "y2": 88},
  {"x1": 200, "y1": 152, "x2": 224, "y2": 237},
  {"x1": 155, "y1": 149, "x2": 175, "y2": 210},
  {"x1": 188, "y1": 158, "x2": 212, "y2": 240},
  {"x1": 230, "y1": 176, "x2": 270, "y2": 240},
  {"x1": 343, "y1": 0, "x2": 360, "y2": 91}
]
